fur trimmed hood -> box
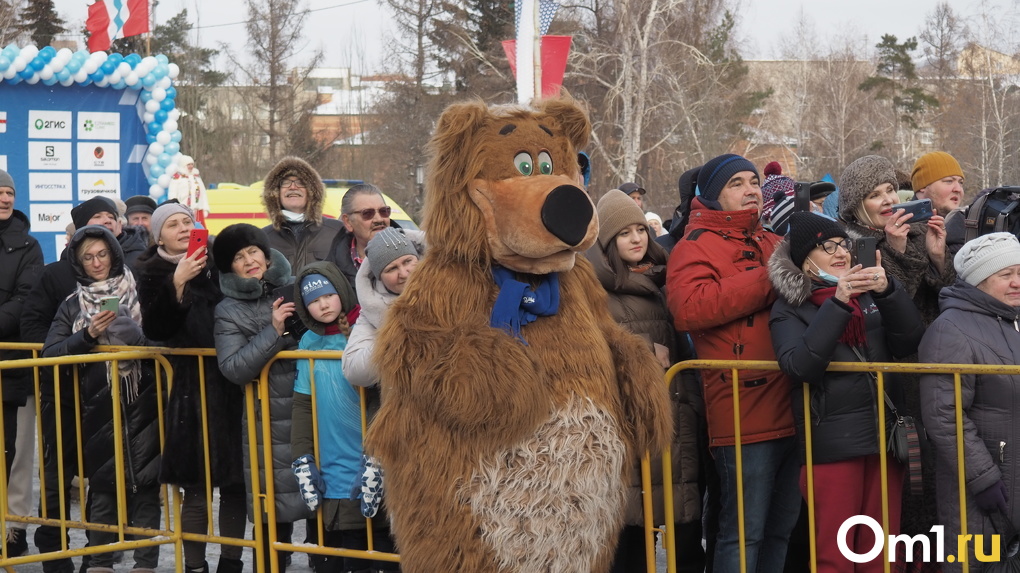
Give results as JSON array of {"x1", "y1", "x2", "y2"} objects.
[
  {"x1": 218, "y1": 248, "x2": 293, "y2": 300},
  {"x1": 768, "y1": 238, "x2": 814, "y2": 307},
  {"x1": 262, "y1": 157, "x2": 326, "y2": 228}
]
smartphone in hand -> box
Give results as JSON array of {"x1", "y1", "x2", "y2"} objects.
[
  {"x1": 186, "y1": 229, "x2": 209, "y2": 257},
  {"x1": 894, "y1": 199, "x2": 934, "y2": 224},
  {"x1": 854, "y1": 237, "x2": 878, "y2": 268},
  {"x1": 794, "y1": 182, "x2": 811, "y2": 212},
  {"x1": 99, "y1": 296, "x2": 120, "y2": 314}
]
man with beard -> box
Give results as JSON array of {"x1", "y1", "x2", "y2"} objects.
[
  {"x1": 326, "y1": 183, "x2": 404, "y2": 292},
  {"x1": 261, "y1": 157, "x2": 344, "y2": 272}
]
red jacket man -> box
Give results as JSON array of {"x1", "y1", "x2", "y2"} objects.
[{"x1": 665, "y1": 154, "x2": 799, "y2": 573}]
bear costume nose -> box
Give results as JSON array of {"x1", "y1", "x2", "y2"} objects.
[{"x1": 541, "y1": 185, "x2": 593, "y2": 247}]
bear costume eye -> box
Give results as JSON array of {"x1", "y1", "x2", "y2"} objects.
[
  {"x1": 514, "y1": 152, "x2": 534, "y2": 176},
  {"x1": 538, "y1": 151, "x2": 553, "y2": 175}
]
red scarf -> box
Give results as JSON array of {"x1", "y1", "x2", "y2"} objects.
[{"x1": 808, "y1": 287, "x2": 868, "y2": 348}]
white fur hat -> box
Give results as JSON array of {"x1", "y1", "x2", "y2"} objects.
[{"x1": 955, "y1": 232, "x2": 1020, "y2": 286}]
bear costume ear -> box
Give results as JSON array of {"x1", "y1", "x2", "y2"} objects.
[{"x1": 534, "y1": 97, "x2": 591, "y2": 154}]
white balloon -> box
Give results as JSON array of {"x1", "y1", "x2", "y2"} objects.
[
  {"x1": 82, "y1": 60, "x2": 98, "y2": 74},
  {"x1": 20, "y1": 45, "x2": 38, "y2": 60},
  {"x1": 125, "y1": 72, "x2": 139, "y2": 86},
  {"x1": 143, "y1": 111, "x2": 155, "y2": 123},
  {"x1": 151, "y1": 87, "x2": 166, "y2": 101},
  {"x1": 38, "y1": 66, "x2": 53, "y2": 80},
  {"x1": 148, "y1": 142, "x2": 164, "y2": 155},
  {"x1": 157, "y1": 174, "x2": 171, "y2": 187},
  {"x1": 94, "y1": 77, "x2": 108, "y2": 87},
  {"x1": 163, "y1": 119, "x2": 178, "y2": 132},
  {"x1": 117, "y1": 62, "x2": 131, "y2": 76},
  {"x1": 56, "y1": 48, "x2": 73, "y2": 66},
  {"x1": 25, "y1": 74, "x2": 38, "y2": 84},
  {"x1": 145, "y1": 99, "x2": 160, "y2": 113},
  {"x1": 157, "y1": 76, "x2": 171, "y2": 89},
  {"x1": 12, "y1": 56, "x2": 26, "y2": 71},
  {"x1": 168, "y1": 109, "x2": 181, "y2": 121},
  {"x1": 59, "y1": 75, "x2": 74, "y2": 86},
  {"x1": 89, "y1": 51, "x2": 106, "y2": 63},
  {"x1": 165, "y1": 163, "x2": 179, "y2": 175},
  {"x1": 145, "y1": 153, "x2": 158, "y2": 165},
  {"x1": 149, "y1": 184, "x2": 164, "y2": 198},
  {"x1": 108, "y1": 71, "x2": 121, "y2": 84},
  {"x1": 156, "y1": 131, "x2": 171, "y2": 145},
  {"x1": 138, "y1": 57, "x2": 157, "y2": 75},
  {"x1": 73, "y1": 70, "x2": 88, "y2": 83},
  {"x1": 3, "y1": 68, "x2": 16, "y2": 80},
  {"x1": 167, "y1": 63, "x2": 180, "y2": 79}
]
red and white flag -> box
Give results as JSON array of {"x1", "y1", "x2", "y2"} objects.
[{"x1": 86, "y1": 0, "x2": 150, "y2": 53}]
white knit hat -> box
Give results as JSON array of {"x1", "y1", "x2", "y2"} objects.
[{"x1": 955, "y1": 232, "x2": 1020, "y2": 286}]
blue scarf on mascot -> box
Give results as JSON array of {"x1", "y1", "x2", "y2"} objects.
[{"x1": 490, "y1": 266, "x2": 560, "y2": 344}]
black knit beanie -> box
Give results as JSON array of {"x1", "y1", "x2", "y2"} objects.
[
  {"x1": 697, "y1": 154, "x2": 759, "y2": 210},
  {"x1": 71, "y1": 196, "x2": 118, "y2": 230},
  {"x1": 788, "y1": 211, "x2": 849, "y2": 268},
  {"x1": 213, "y1": 223, "x2": 272, "y2": 273}
]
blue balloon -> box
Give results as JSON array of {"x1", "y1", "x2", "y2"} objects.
[
  {"x1": 152, "y1": 65, "x2": 166, "y2": 80},
  {"x1": 164, "y1": 142, "x2": 180, "y2": 155},
  {"x1": 30, "y1": 57, "x2": 45, "y2": 71},
  {"x1": 148, "y1": 121, "x2": 162, "y2": 134},
  {"x1": 146, "y1": 133, "x2": 157, "y2": 144},
  {"x1": 6, "y1": 74, "x2": 20, "y2": 84},
  {"x1": 42, "y1": 75, "x2": 58, "y2": 86},
  {"x1": 141, "y1": 74, "x2": 156, "y2": 87},
  {"x1": 18, "y1": 68, "x2": 35, "y2": 80},
  {"x1": 125, "y1": 53, "x2": 141, "y2": 67},
  {"x1": 160, "y1": 98, "x2": 175, "y2": 112},
  {"x1": 154, "y1": 110, "x2": 168, "y2": 123},
  {"x1": 150, "y1": 164, "x2": 165, "y2": 177},
  {"x1": 56, "y1": 69, "x2": 70, "y2": 82},
  {"x1": 165, "y1": 86, "x2": 177, "y2": 100},
  {"x1": 101, "y1": 61, "x2": 116, "y2": 75},
  {"x1": 0, "y1": 57, "x2": 9, "y2": 71},
  {"x1": 140, "y1": 89, "x2": 152, "y2": 102},
  {"x1": 90, "y1": 71, "x2": 106, "y2": 83},
  {"x1": 66, "y1": 61, "x2": 80, "y2": 74},
  {"x1": 155, "y1": 54, "x2": 169, "y2": 65},
  {"x1": 107, "y1": 53, "x2": 122, "y2": 65},
  {"x1": 170, "y1": 130, "x2": 182, "y2": 143},
  {"x1": 158, "y1": 153, "x2": 172, "y2": 167},
  {"x1": 40, "y1": 46, "x2": 56, "y2": 59},
  {"x1": 112, "y1": 80, "x2": 126, "y2": 89}
]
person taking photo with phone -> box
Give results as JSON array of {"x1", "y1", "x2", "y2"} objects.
[
  {"x1": 41, "y1": 225, "x2": 162, "y2": 573},
  {"x1": 135, "y1": 204, "x2": 246, "y2": 573},
  {"x1": 212, "y1": 223, "x2": 307, "y2": 571},
  {"x1": 768, "y1": 212, "x2": 925, "y2": 572}
]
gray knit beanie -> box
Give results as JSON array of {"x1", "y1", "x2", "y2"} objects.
[
  {"x1": 150, "y1": 203, "x2": 194, "y2": 243},
  {"x1": 0, "y1": 169, "x2": 14, "y2": 192},
  {"x1": 366, "y1": 228, "x2": 418, "y2": 281},
  {"x1": 955, "y1": 232, "x2": 1020, "y2": 287},
  {"x1": 838, "y1": 155, "x2": 899, "y2": 223},
  {"x1": 596, "y1": 189, "x2": 648, "y2": 248}
]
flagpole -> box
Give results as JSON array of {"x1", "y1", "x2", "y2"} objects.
[
  {"x1": 146, "y1": 0, "x2": 152, "y2": 56},
  {"x1": 533, "y1": 0, "x2": 542, "y2": 101}
]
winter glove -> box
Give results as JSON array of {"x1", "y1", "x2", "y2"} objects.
[
  {"x1": 292, "y1": 454, "x2": 325, "y2": 512},
  {"x1": 974, "y1": 479, "x2": 1009, "y2": 515},
  {"x1": 360, "y1": 454, "x2": 384, "y2": 518}
]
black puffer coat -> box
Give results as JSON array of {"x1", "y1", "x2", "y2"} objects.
[
  {"x1": 0, "y1": 210, "x2": 44, "y2": 406},
  {"x1": 585, "y1": 241, "x2": 701, "y2": 526},
  {"x1": 135, "y1": 245, "x2": 244, "y2": 489},
  {"x1": 41, "y1": 228, "x2": 160, "y2": 492},
  {"x1": 920, "y1": 280, "x2": 1020, "y2": 571},
  {"x1": 768, "y1": 239, "x2": 925, "y2": 465},
  {"x1": 214, "y1": 248, "x2": 308, "y2": 524}
]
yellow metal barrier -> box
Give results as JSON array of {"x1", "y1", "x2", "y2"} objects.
[{"x1": 0, "y1": 345, "x2": 1010, "y2": 573}]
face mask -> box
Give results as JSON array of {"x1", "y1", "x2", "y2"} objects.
[{"x1": 807, "y1": 257, "x2": 839, "y2": 286}]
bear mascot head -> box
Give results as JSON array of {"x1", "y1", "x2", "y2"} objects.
[{"x1": 365, "y1": 96, "x2": 673, "y2": 573}]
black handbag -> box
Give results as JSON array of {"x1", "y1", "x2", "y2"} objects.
[{"x1": 985, "y1": 510, "x2": 1020, "y2": 571}]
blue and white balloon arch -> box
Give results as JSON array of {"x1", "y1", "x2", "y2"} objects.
[{"x1": 0, "y1": 43, "x2": 181, "y2": 199}]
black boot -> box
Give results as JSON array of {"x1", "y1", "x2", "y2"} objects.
[
  {"x1": 185, "y1": 561, "x2": 209, "y2": 573},
  {"x1": 216, "y1": 557, "x2": 244, "y2": 573}
]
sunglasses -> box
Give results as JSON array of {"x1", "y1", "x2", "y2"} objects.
[{"x1": 347, "y1": 206, "x2": 392, "y2": 221}]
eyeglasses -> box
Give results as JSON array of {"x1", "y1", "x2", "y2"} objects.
[
  {"x1": 347, "y1": 206, "x2": 391, "y2": 221},
  {"x1": 81, "y1": 250, "x2": 110, "y2": 264},
  {"x1": 819, "y1": 239, "x2": 852, "y2": 255},
  {"x1": 281, "y1": 178, "x2": 306, "y2": 190}
]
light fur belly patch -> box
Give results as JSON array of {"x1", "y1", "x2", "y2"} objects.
[{"x1": 458, "y1": 394, "x2": 627, "y2": 572}]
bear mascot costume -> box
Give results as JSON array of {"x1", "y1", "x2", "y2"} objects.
[{"x1": 365, "y1": 96, "x2": 674, "y2": 573}]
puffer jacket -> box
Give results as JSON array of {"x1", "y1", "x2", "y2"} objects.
[
  {"x1": 135, "y1": 245, "x2": 244, "y2": 489},
  {"x1": 666, "y1": 198, "x2": 793, "y2": 447},
  {"x1": 41, "y1": 228, "x2": 160, "y2": 492},
  {"x1": 341, "y1": 229, "x2": 425, "y2": 387},
  {"x1": 920, "y1": 279, "x2": 1020, "y2": 569},
  {"x1": 0, "y1": 210, "x2": 44, "y2": 406},
  {"x1": 261, "y1": 156, "x2": 342, "y2": 271},
  {"x1": 585, "y1": 240, "x2": 701, "y2": 525},
  {"x1": 214, "y1": 248, "x2": 309, "y2": 524},
  {"x1": 768, "y1": 239, "x2": 925, "y2": 465}
]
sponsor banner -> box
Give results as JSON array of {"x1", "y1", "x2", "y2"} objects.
[
  {"x1": 0, "y1": 155, "x2": 6, "y2": 172},
  {"x1": 77, "y1": 173, "x2": 120, "y2": 200},
  {"x1": 28, "y1": 110, "x2": 72, "y2": 139},
  {"x1": 29, "y1": 172, "x2": 73, "y2": 201},
  {"x1": 78, "y1": 112, "x2": 120, "y2": 140},
  {"x1": 77, "y1": 142, "x2": 120, "y2": 171},
  {"x1": 30, "y1": 203, "x2": 73, "y2": 233},
  {"x1": 28, "y1": 141, "x2": 72, "y2": 170},
  {"x1": 0, "y1": 111, "x2": 7, "y2": 133}
]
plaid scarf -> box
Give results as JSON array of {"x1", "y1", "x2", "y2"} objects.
[{"x1": 72, "y1": 270, "x2": 144, "y2": 402}]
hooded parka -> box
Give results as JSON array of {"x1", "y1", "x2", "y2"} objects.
[
  {"x1": 0, "y1": 209, "x2": 43, "y2": 406},
  {"x1": 261, "y1": 157, "x2": 343, "y2": 271}
]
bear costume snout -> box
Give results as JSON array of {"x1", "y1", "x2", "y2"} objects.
[{"x1": 542, "y1": 184, "x2": 593, "y2": 247}]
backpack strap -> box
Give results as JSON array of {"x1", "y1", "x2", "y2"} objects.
[
  {"x1": 963, "y1": 192, "x2": 991, "y2": 242},
  {"x1": 995, "y1": 198, "x2": 1020, "y2": 233}
]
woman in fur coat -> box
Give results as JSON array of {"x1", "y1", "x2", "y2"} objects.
[
  {"x1": 135, "y1": 203, "x2": 245, "y2": 573},
  {"x1": 585, "y1": 189, "x2": 703, "y2": 573},
  {"x1": 212, "y1": 223, "x2": 307, "y2": 571},
  {"x1": 768, "y1": 212, "x2": 925, "y2": 572}
]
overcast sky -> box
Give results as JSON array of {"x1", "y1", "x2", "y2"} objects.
[{"x1": 48, "y1": 0, "x2": 1007, "y2": 73}]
